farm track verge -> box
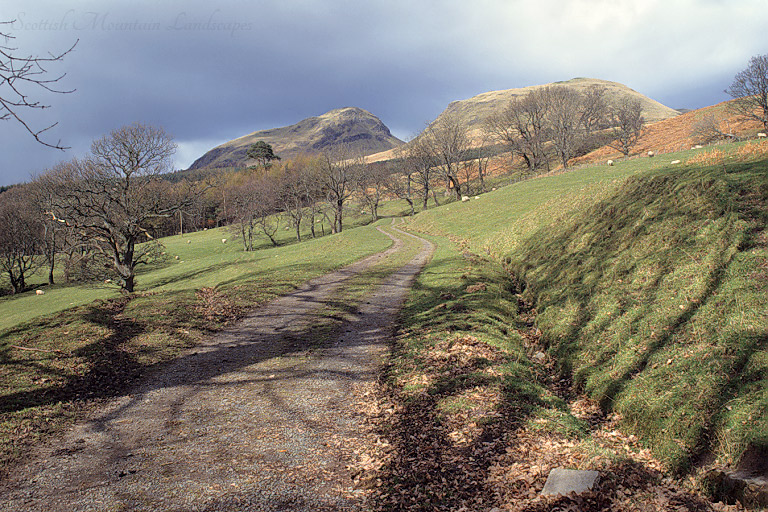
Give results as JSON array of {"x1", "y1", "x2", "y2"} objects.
[{"x1": 0, "y1": 221, "x2": 434, "y2": 512}]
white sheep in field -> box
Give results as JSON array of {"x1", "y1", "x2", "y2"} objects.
[
  {"x1": 221, "y1": 238, "x2": 227, "y2": 244},
  {"x1": 607, "y1": 159, "x2": 614, "y2": 166},
  {"x1": 647, "y1": 151, "x2": 655, "y2": 157},
  {"x1": 461, "y1": 196, "x2": 470, "y2": 202},
  {"x1": 36, "y1": 290, "x2": 45, "y2": 295},
  {"x1": 759, "y1": 132, "x2": 767, "y2": 138}
]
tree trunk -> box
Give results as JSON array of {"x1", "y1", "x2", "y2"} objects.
[
  {"x1": 309, "y1": 211, "x2": 316, "y2": 238},
  {"x1": 48, "y1": 256, "x2": 55, "y2": 285},
  {"x1": 8, "y1": 270, "x2": 22, "y2": 294},
  {"x1": 336, "y1": 200, "x2": 344, "y2": 233}
]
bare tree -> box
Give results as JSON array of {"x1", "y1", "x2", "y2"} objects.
[
  {"x1": 278, "y1": 160, "x2": 310, "y2": 242},
  {"x1": 579, "y1": 84, "x2": 607, "y2": 135},
  {"x1": 691, "y1": 113, "x2": 732, "y2": 144},
  {"x1": 486, "y1": 90, "x2": 549, "y2": 172},
  {"x1": 319, "y1": 147, "x2": 361, "y2": 233},
  {"x1": 471, "y1": 129, "x2": 495, "y2": 192},
  {"x1": 422, "y1": 112, "x2": 470, "y2": 199},
  {"x1": 29, "y1": 177, "x2": 67, "y2": 284},
  {"x1": 406, "y1": 137, "x2": 440, "y2": 209},
  {"x1": 1, "y1": 21, "x2": 77, "y2": 149},
  {"x1": 608, "y1": 99, "x2": 645, "y2": 157},
  {"x1": 252, "y1": 174, "x2": 281, "y2": 246},
  {"x1": 356, "y1": 162, "x2": 389, "y2": 221},
  {"x1": 544, "y1": 86, "x2": 584, "y2": 169},
  {"x1": 223, "y1": 174, "x2": 258, "y2": 251},
  {"x1": 385, "y1": 156, "x2": 416, "y2": 215},
  {"x1": 41, "y1": 124, "x2": 181, "y2": 292},
  {"x1": 726, "y1": 53, "x2": 768, "y2": 131},
  {"x1": 298, "y1": 156, "x2": 325, "y2": 238},
  {"x1": 0, "y1": 186, "x2": 43, "y2": 294}
]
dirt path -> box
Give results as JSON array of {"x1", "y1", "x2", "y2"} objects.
[{"x1": 0, "y1": 222, "x2": 434, "y2": 512}]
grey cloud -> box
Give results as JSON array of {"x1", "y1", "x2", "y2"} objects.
[{"x1": 1, "y1": 0, "x2": 766, "y2": 185}]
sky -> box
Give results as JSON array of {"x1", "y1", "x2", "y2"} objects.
[{"x1": 1, "y1": 0, "x2": 767, "y2": 186}]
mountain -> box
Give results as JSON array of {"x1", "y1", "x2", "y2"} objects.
[
  {"x1": 188, "y1": 107, "x2": 404, "y2": 170},
  {"x1": 439, "y1": 77, "x2": 679, "y2": 129},
  {"x1": 365, "y1": 78, "x2": 680, "y2": 163}
]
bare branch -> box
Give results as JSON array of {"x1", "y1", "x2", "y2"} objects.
[{"x1": 0, "y1": 20, "x2": 78, "y2": 149}]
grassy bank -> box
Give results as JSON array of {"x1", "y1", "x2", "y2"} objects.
[{"x1": 404, "y1": 145, "x2": 768, "y2": 473}]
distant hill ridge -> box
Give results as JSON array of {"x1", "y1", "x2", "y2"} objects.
[
  {"x1": 365, "y1": 78, "x2": 680, "y2": 163},
  {"x1": 440, "y1": 77, "x2": 679, "y2": 129},
  {"x1": 188, "y1": 107, "x2": 404, "y2": 170}
]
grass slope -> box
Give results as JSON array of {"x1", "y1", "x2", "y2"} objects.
[
  {"x1": 0, "y1": 203, "x2": 380, "y2": 332},
  {"x1": 404, "y1": 143, "x2": 768, "y2": 473}
]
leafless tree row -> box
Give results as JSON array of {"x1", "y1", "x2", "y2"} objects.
[{"x1": 485, "y1": 84, "x2": 645, "y2": 170}]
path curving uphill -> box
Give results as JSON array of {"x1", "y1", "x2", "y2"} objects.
[{"x1": 0, "y1": 222, "x2": 434, "y2": 512}]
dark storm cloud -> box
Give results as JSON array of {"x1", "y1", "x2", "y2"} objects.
[{"x1": 2, "y1": 0, "x2": 767, "y2": 186}]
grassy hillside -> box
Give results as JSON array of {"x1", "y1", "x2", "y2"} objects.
[
  {"x1": 404, "y1": 141, "x2": 768, "y2": 473},
  {"x1": 0, "y1": 202, "x2": 384, "y2": 332},
  {"x1": 573, "y1": 100, "x2": 767, "y2": 166}
]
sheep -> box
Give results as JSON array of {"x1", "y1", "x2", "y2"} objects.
[
  {"x1": 36, "y1": 290, "x2": 45, "y2": 295},
  {"x1": 671, "y1": 160, "x2": 681, "y2": 165},
  {"x1": 461, "y1": 196, "x2": 470, "y2": 202},
  {"x1": 647, "y1": 151, "x2": 655, "y2": 157},
  {"x1": 221, "y1": 238, "x2": 227, "y2": 244},
  {"x1": 758, "y1": 132, "x2": 767, "y2": 138},
  {"x1": 607, "y1": 159, "x2": 614, "y2": 166}
]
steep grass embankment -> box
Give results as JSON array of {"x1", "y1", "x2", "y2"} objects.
[{"x1": 405, "y1": 146, "x2": 768, "y2": 474}]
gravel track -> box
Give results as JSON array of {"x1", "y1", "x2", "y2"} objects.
[{"x1": 0, "y1": 222, "x2": 434, "y2": 512}]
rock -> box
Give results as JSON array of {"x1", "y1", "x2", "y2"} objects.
[
  {"x1": 533, "y1": 351, "x2": 546, "y2": 362},
  {"x1": 541, "y1": 468, "x2": 600, "y2": 496},
  {"x1": 35, "y1": 290, "x2": 45, "y2": 295},
  {"x1": 706, "y1": 470, "x2": 768, "y2": 509},
  {"x1": 474, "y1": 196, "x2": 480, "y2": 200},
  {"x1": 187, "y1": 240, "x2": 191, "y2": 244}
]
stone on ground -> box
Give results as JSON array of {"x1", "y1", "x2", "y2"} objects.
[{"x1": 541, "y1": 468, "x2": 600, "y2": 496}]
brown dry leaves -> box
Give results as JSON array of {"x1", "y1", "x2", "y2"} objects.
[
  {"x1": 344, "y1": 329, "x2": 746, "y2": 511},
  {"x1": 194, "y1": 286, "x2": 243, "y2": 324}
]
